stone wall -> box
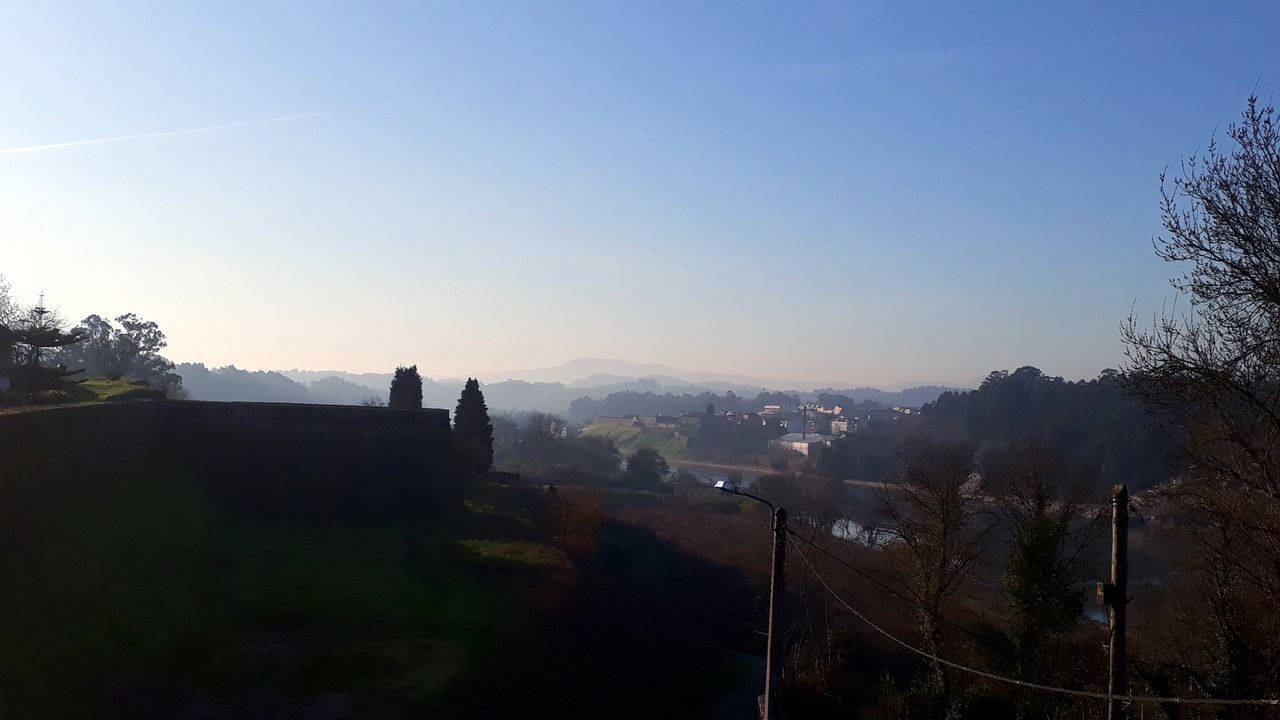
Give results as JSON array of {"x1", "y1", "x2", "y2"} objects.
[
  {"x1": 164, "y1": 399, "x2": 449, "y2": 438},
  {"x1": 0, "y1": 400, "x2": 458, "y2": 523}
]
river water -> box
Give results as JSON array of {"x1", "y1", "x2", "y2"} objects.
[{"x1": 666, "y1": 460, "x2": 761, "y2": 487}]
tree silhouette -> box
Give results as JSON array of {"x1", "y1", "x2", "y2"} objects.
[
  {"x1": 983, "y1": 440, "x2": 1101, "y2": 694},
  {"x1": 3, "y1": 297, "x2": 86, "y2": 393},
  {"x1": 453, "y1": 378, "x2": 493, "y2": 475},
  {"x1": 879, "y1": 440, "x2": 992, "y2": 710},
  {"x1": 51, "y1": 313, "x2": 182, "y2": 395},
  {"x1": 387, "y1": 365, "x2": 423, "y2": 410},
  {"x1": 625, "y1": 447, "x2": 668, "y2": 485},
  {"x1": 1123, "y1": 95, "x2": 1280, "y2": 701}
]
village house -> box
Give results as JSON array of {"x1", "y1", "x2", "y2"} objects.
[{"x1": 770, "y1": 432, "x2": 830, "y2": 462}]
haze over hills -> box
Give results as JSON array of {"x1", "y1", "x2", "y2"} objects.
[
  {"x1": 174, "y1": 358, "x2": 972, "y2": 414},
  {"x1": 483, "y1": 358, "x2": 794, "y2": 389}
]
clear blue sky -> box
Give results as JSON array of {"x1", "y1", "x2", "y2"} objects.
[{"x1": 2, "y1": 2, "x2": 1276, "y2": 387}]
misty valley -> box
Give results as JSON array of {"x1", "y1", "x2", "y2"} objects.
[{"x1": 5, "y1": 5, "x2": 1280, "y2": 719}]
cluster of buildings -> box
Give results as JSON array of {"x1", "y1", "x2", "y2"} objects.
[
  {"x1": 590, "y1": 414, "x2": 683, "y2": 430},
  {"x1": 591, "y1": 401, "x2": 921, "y2": 465},
  {"x1": 761, "y1": 403, "x2": 916, "y2": 437}
]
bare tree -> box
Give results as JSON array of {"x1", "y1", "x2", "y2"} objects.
[
  {"x1": 879, "y1": 440, "x2": 992, "y2": 708},
  {"x1": 1123, "y1": 95, "x2": 1280, "y2": 704},
  {"x1": 985, "y1": 440, "x2": 1104, "y2": 692},
  {"x1": 0, "y1": 274, "x2": 17, "y2": 327}
]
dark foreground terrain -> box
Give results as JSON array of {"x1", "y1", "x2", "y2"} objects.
[{"x1": 0, "y1": 403, "x2": 759, "y2": 718}]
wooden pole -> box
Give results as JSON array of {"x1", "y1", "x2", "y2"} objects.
[
  {"x1": 1107, "y1": 485, "x2": 1129, "y2": 720},
  {"x1": 764, "y1": 507, "x2": 787, "y2": 720}
]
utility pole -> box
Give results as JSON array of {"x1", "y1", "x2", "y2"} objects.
[
  {"x1": 712, "y1": 481, "x2": 787, "y2": 719},
  {"x1": 1106, "y1": 485, "x2": 1129, "y2": 720},
  {"x1": 764, "y1": 507, "x2": 787, "y2": 720}
]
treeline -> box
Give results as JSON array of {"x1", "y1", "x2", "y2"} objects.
[
  {"x1": 567, "y1": 387, "x2": 965, "y2": 424},
  {"x1": 493, "y1": 413, "x2": 670, "y2": 487},
  {"x1": 820, "y1": 366, "x2": 1173, "y2": 491},
  {"x1": 0, "y1": 276, "x2": 183, "y2": 404},
  {"x1": 927, "y1": 367, "x2": 1170, "y2": 488},
  {"x1": 176, "y1": 363, "x2": 317, "y2": 403},
  {"x1": 568, "y1": 390, "x2": 803, "y2": 422}
]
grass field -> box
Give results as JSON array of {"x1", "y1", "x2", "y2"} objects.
[
  {"x1": 67, "y1": 377, "x2": 166, "y2": 402},
  {"x1": 581, "y1": 423, "x2": 689, "y2": 457}
]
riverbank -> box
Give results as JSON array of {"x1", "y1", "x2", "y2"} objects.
[
  {"x1": 666, "y1": 457, "x2": 774, "y2": 478},
  {"x1": 667, "y1": 458, "x2": 890, "y2": 493}
]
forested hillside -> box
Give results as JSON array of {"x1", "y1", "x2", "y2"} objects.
[{"x1": 821, "y1": 367, "x2": 1174, "y2": 491}]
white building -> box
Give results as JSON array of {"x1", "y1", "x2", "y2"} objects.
[{"x1": 770, "y1": 432, "x2": 830, "y2": 461}]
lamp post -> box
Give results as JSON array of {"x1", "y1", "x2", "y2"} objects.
[{"x1": 716, "y1": 480, "x2": 786, "y2": 720}]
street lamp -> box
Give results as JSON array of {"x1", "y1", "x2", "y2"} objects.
[
  {"x1": 715, "y1": 479, "x2": 787, "y2": 720},
  {"x1": 714, "y1": 479, "x2": 773, "y2": 511}
]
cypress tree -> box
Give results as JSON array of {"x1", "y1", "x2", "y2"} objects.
[
  {"x1": 453, "y1": 378, "x2": 493, "y2": 475},
  {"x1": 387, "y1": 365, "x2": 423, "y2": 410}
]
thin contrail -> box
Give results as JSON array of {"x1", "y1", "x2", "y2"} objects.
[{"x1": 0, "y1": 112, "x2": 320, "y2": 157}]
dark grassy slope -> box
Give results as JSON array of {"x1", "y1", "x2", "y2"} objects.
[
  {"x1": 442, "y1": 519, "x2": 754, "y2": 718},
  {"x1": 0, "y1": 404, "x2": 751, "y2": 718}
]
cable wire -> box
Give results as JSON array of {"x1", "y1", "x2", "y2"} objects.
[
  {"x1": 786, "y1": 529, "x2": 987, "y2": 644},
  {"x1": 786, "y1": 533, "x2": 1280, "y2": 707}
]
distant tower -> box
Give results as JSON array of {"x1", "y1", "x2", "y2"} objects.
[{"x1": 798, "y1": 403, "x2": 812, "y2": 438}]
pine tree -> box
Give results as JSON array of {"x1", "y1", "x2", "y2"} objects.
[
  {"x1": 3, "y1": 297, "x2": 86, "y2": 393},
  {"x1": 453, "y1": 378, "x2": 493, "y2": 475},
  {"x1": 387, "y1": 365, "x2": 423, "y2": 410}
]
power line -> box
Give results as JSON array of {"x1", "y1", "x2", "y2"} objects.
[
  {"x1": 786, "y1": 533, "x2": 1280, "y2": 707},
  {"x1": 786, "y1": 529, "x2": 986, "y2": 644}
]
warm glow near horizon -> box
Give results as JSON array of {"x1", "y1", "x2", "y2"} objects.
[{"x1": 3, "y1": 3, "x2": 1275, "y2": 388}]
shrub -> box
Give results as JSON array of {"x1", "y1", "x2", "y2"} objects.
[{"x1": 551, "y1": 490, "x2": 606, "y2": 554}]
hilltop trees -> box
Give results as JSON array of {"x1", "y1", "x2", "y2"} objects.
[
  {"x1": 0, "y1": 279, "x2": 183, "y2": 401},
  {"x1": 815, "y1": 366, "x2": 1170, "y2": 492},
  {"x1": 52, "y1": 313, "x2": 182, "y2": 396},
  {"x1": 388, "y1": 365, "x2": 423, "y2": 410},
  {"x1": 1123, "y1": 95, "x2": 1280, "y2": 702},
  {"x1": 923, "y1": 367, "x2": 1169, "y2": 490},
  {"x1": 454, "y1": 378, "x2": 493, "y2": 475}
]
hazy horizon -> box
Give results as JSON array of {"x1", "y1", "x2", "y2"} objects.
[
  {"x1": 5, "y1": 3, "x2": 1277, "y2": 388},
  {"x1": 177, "y1": 354, "x2": 1065, "y2": 393}
]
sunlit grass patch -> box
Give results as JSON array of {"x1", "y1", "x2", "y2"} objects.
[
  {"x1": 70, "y1": 377, "x2": 165, "y2": 402},
  {"x1": 580, "y1": 424, "x2": 688, "y2": 456},
  {"x1": 463, "y1": 498, "x2": 500, "y2": 515},
  {"x1": 460, "y1": 539, "x2": 567, "y2": 567},
  {"x1": 463, "y1": 485, "x2": 535, "y2": 526}
]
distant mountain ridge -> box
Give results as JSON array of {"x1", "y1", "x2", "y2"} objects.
[
  {"x1": 483, "y1": 357, "x2": 779, "y2": 387},
  {"x1": 176, "y1": 360, "x2": 970, "y2": 415}
]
